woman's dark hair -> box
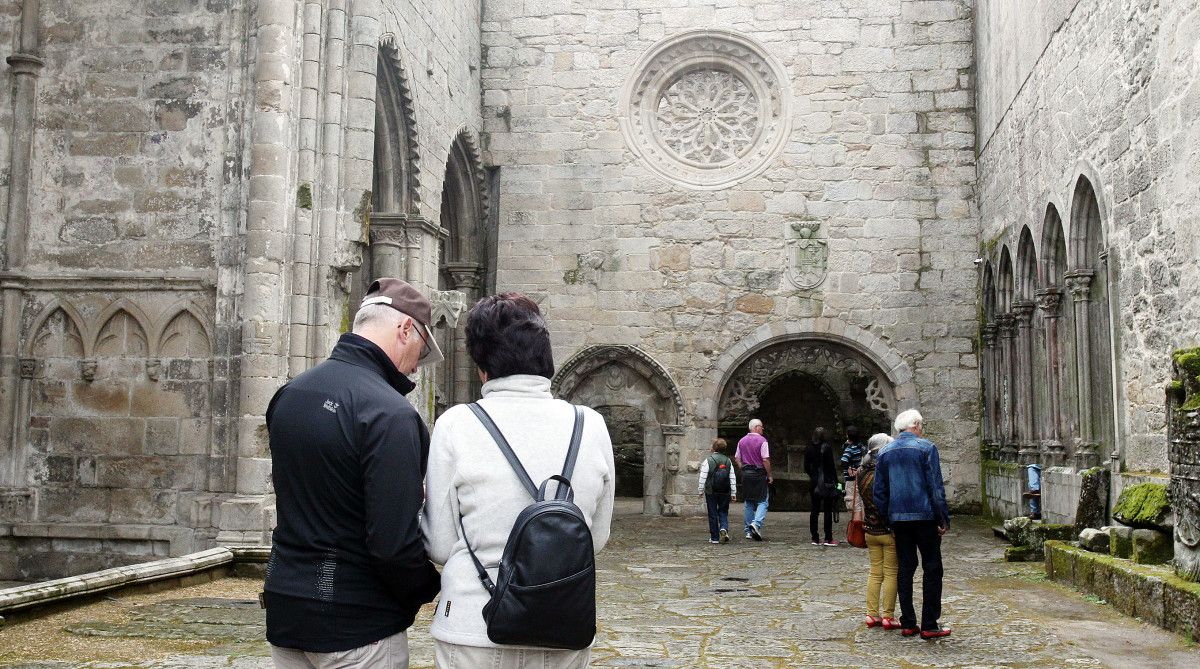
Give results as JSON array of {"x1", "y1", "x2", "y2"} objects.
[
  {"x1": 465, "y1": 292, "x2": 554, "y2": 379},
  {"x1": 811, "y1": 426, "x2": 827, "y2": 444}
]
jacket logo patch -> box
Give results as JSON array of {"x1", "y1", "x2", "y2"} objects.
[{"x1": 322, "y1": 399, "x2": 339, "y2": 413}]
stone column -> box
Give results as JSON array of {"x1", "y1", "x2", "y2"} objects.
[
  {"x1": 1036, "y1": 288, "x2": 1066, "y2": 465},
  {"x1": 1013, "y1": 301, "x2": 1037, "y2": 462},
  {"x1": 981, "y1": 323, "x2": 999, "y2": 460},
  {"x1": 1066, "y1": 270, "x2": 1098, "y2": 467},
  {"x1": 444, "y1": 262, "x2": 483, "y2": 405},
  {"x1": 219, "y1": 0, "x2": 302, "y2": 546},
  {"x1": 998, "y1": 314, "x2": 1018, "y2": 461},
  {"x1": 368, "y1": 214, "x2": 410, "y2": 279}
]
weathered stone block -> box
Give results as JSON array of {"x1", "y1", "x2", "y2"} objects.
[
  {"x1": 1109, "y1": 525, "x2": 1134, "y2": 559},
  {"x1": 1078, "y1": 527, "x2": 1110, "y2": 553},
  {"x1": 1132, "y1": 528, "x2": 1173, "y2": 565},
  {"x1": 1113, "y1": 482, "x2": 1172, "y2": 531},
  {"x1": 1004, "y1": 545, "x2": 1038, "y2": 562},
  {"x1": 1073, "y1": 466, "x2": 1109, "y2": 534}
]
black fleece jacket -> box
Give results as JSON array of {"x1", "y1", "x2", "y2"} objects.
[{"x1": 264, "y1": 333, "x2": 440, "y2": 652}]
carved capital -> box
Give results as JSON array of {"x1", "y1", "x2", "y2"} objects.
[
  {"x1": 1034, "y1": 287, "x2": 1062, "y2": 316},
  {"x1": 146, "y1": 358, "x2": 162, "y2": 382},
  {"x1": 1012, "y1": 300, "x2": 1036, "y2": 325},
  {"x1": 369, "y1": 222, "x2": 410, "y2": 248},
  {"x1": 1065, "y1": 270, "x2": 1095, "y2": 301},
  {"x1": 997, "y1": 314, "x2": 1017, "y2": 338},
  {"x1": 80, "y1": 359, "x2": 97, "y2": 382},
  {"x1": 982, "y1": 324, "x2": 999, "y2": 348},
  {"x1": 430, "y1": 290, "x2": 468, "y2": 329},
  {"x1": 443, "y1": 262, "x2": 483, "y2": 292}
]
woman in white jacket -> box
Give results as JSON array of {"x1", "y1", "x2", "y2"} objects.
[{"x1": 421, "y1": 292, "x2": 616, "y2": 669}]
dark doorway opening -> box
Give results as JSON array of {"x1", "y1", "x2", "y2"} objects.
[{"x1": 597, "y1": 405, "x2": 645, "y2": 498}]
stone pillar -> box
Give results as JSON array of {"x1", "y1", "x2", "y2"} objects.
[
  {"x1": 1036, "y1": 288, "x2": 1066, "y2": 465},
  {"x1": 1013, "y1": 301, "x2": 1037, "y2": 462},
  {"x1": 981, "y1": 323, "x2": 999, "y2": 459},
  {"x1": 368, "y1": 214, "x2": 410, "y2": 279},
  {"x1": 444, "y1": 262, "x2": 483, "y2": 405},
  {"x1": 219, "y1": 0, "x2": 302, "y2": 546},
  {"x1": 1168, "y1": 349, "x2": 1200, "y2": 582},
  {"x1": 998, "y1": 314, "x2": 1017, "y2": 461},
  {"x1": 1066, "y1": 270, "x2": 1098, "y2": 467}
]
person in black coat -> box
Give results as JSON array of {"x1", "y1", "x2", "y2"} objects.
[
  {"x1": 805, "y1": 426, "x2": 839, "y2": 546},
  {"x1": 264, "y1": 278, "x2": 443, "y2": 667}
]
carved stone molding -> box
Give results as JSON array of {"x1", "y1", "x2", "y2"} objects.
[
  {"x1": 785, "y1": 221, "x2": 828, "y2": 290},
  {"x1": 146, "y1": 358, "x2": 162, "y2": 382},
  {"x1": 430, "y1": 289, "x2": 468, "y2": 329},
  {"x1": 1065, "y1": 270, "x2": 1095, "y2": 301},
  {"x1": 442, "y1": 261, "x2": 484, "y2": 292},
  {"x1": 619, "y1": 29, "x2": 791, "y2": 190},
  {"x1": 982, "y1": 323, "x2": 998, "y2": 348},
  {"x1": 80, "y1": 359, "x2": 97, "y2": 382},
  {"x1": 553, "y1": 344, "x2": 686, "y2": 425},
  {"x1": 376, "y1": 36, "x2": 422, "y2": 211},
  {"x1": 1012, "y1": 300, "x2": 1035, "y2": 325},
  {"x1": 18, "y1": 358, "x2": 39, "y2": 379},
  {"x1": 1035, "y1": 287, "x2": 1062, "y2": 316}
]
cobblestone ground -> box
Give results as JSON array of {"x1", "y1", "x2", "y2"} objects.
[{"x1": 2, "y1": 509, "x2": 1198, "y2": 668}]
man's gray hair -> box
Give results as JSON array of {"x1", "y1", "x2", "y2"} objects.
[
  {"x1": 748, "y1": 418, "x2": 763, "y2": 431},
  {"x1": 893, "y1": 409, "x2": 923, "y2": 434},
  {"x1": 352, "y1": 303, "x2": 405, "y2": 333}
]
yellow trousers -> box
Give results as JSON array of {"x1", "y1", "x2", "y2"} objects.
[{"x1": 865, "y1": 531, "x2": 898, "y2": 618}]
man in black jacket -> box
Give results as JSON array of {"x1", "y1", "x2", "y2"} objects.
[{"x1": 265, "y1": 278, "x2": 443, "y2": 668}]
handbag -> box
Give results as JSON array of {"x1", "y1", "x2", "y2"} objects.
[{"x1": 846, "y1": 478, "x2": 868, "y2": 549}]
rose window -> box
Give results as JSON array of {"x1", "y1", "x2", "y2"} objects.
[{"x1": 654, "y1": 70, "x2": 760, "y2": 165}]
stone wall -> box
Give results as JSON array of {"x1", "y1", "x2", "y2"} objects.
[
  {"x1": 483, "y1": 0, "x2": 982, "y2": 512},
  {"x1": 0, "y1": 0, "x2": 485, "y2": 579},
  {"x1": 975, "y1": 0, "x2": 1200, "y2": 500}
]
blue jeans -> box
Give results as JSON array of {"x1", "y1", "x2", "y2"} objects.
[
  {"x1": 705, "y1": 493, "x2": 730, "y2": 541},
  {"x1": 743, "y1": 493, "x2": 769, "y2": 534}
]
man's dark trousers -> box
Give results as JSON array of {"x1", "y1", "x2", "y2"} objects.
[
  {"x1": 705, "y1": 493, "x2": 730, "y2": 541},
  {"x1": 892, "y1": 520, "x2": 943, "y2": 631}
]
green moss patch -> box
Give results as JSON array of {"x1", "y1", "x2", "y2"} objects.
[
  {"x1": 296, "y1": 183, "x2": 312, "y2": 210},
  {"x1": 1113, "y1": 483, "x2": 1172, "y2": 530}
]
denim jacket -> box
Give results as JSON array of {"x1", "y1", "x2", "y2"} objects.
[{"x1": 872, "y1": 431, "x2": 950, "y2": 527}]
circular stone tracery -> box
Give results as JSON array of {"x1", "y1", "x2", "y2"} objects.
[
  {"x1": 655, "y1": 69, "x2": 760, "y2": 166},
  {"x1": 620, "y1": 30, "x2": 791, "y2": 190}
]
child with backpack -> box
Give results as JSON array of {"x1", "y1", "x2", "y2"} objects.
[{"x1": 698, "y1": 438, "x2": 737, "y2": 543}]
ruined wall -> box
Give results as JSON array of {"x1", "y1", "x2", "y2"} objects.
[
  {"x1": 483, "y1": 0, "x2": 982, "y2": 510},
  {"x1": 976, "y1": 0, "x2": 1200, "y2": 478}
]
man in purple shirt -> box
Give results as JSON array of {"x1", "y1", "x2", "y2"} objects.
[{"x1": 735, "y1": 419, "x2": 773, "y2": 540}]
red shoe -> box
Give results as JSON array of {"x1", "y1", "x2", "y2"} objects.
[
  {"x1": 920, "y1": 628, "x2": 952, "y2": 640},
  {"x1": 864, "y1": 615, "x2": 882, "y2": 628},
  {"x1": 900, "y1": 626, "x2": 921, "y2": 637},
  {"x1": 881, "y1": 617, "x2": 901, "y2": 630}
]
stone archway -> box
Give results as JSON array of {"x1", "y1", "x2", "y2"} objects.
[{"x1": 552, "y1": 345, "x2": 684, "y2": 515}]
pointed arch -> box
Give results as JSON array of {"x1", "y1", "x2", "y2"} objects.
[
  {"x1": 1069, "y1": 176, "x2": 1104, "y2": 270},
  {"x1": 155, "y1": 303, "x2": 213, "y2": 358},
  {"x1": 373, "y1": 35, "x2": 421, "y2": 216},
  {"x1": 553, "y1": 344, "x2": 686, "y2": 425},
  {"x1": 1040, "y1": 204, "x2": 1067, "y2": 288},
  {"x1": 440, "y1": 128, "x2": 489, "y2": 269},
  {"x1": 27, "y1": 302, "x2": 87, "y2": 358},
  {"x1": 997, "y1": 245, "x2": 1014, "y2": 313},
  {"x1": 94, "y1": 299, "x2": 151, "y2": 357},
  {"x1": 983, "y1": 261, "x2": 996, "y2": 321},
  {"x1": 1016, "y1": 226, "x2": 1038, "y2": 301}
]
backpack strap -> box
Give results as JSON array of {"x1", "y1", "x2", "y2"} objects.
[
  {"x1": 468, "y1": 402, "x2": 538, "y2": 498},
  {"x1": 556, "y1": 406, "x2": 585, "y2": 500},
  {"x1": 458, "y1": 515, "x2": 496, "y2": 594}
]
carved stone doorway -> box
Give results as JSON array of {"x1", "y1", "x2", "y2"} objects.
[
  {"x1": 718, "y1": 339, "x2": 895, "y2": 511},
  {"x1": 596, "y1": 405, "x2": 645, "y2": 498}
]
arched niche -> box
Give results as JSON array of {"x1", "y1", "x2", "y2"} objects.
[{"x1": 553, "y1": 344, "x2": 684, "y2": 515}]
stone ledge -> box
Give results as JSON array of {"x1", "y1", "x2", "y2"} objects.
[
  {"x1": 0, "y1": 544, "x2": 268, "y2": 617},
  {"x1": 1044, "y1": 540, "x2": 1200, "y2": 640}
]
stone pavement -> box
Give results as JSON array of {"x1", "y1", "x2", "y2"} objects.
[{"x1": 1, "y1": 509, "x2": 1198, "y2": 668}]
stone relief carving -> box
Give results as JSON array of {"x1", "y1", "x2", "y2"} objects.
[
  {"x1": 655, "y1": 69, "x2": 758, "y2": 165},
  {"x1": 620, "y1": 29, "x2": 791, "y2": 190},
  {"x1": 31, "y1": 308, "x2": 85, "y2": 358},
  {"x1": 553, "y1": 344, "x2": 686, "y2": 425},
  {"x1": 719, "y1": 342, "x2": 893, "y2": 423},
  {"x1": 430, "y1": 289, "x2": 468, "y2": 328},
  {"x1": 785, "y1": 222, "x2": 828, "y2": 290},
  {"x1": 95, "y1": 310, "x2": 149, "y2": 357}
]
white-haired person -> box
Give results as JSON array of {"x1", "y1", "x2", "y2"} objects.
[
  {"x1": 858, "y1": 433, "x2": 899, "y2": 630},
  {"x1": 872, "y1": 409, "x2": 952, "y2": 640},
  {"x1": 734, "y1": 418, "x2": 772, "y2": 540}
]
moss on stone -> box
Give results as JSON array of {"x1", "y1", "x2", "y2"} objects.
[
  {"x1": 1113, "y1": 482, "x2": 1172, "y2": 529},
  {"x1": 1174, "y1": 348, "x2": 1200, "y2": 378},
  {"x1": 1005, "y1": 545, "x2": 1039, "y2": 562},
  {"x1": 1173, "y1": 347, "x2": 1200, "y2": 411},
  {"x1": 296, "y1": 183, "x2": 312, "y2": 210}
]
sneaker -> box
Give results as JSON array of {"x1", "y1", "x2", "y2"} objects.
[
  {"x1": 710, "y1": 539, "x2": 720, "y2": 544},
  {"x1": 811, "y1": 540, "x2": 821, "y2": 545},
  {"x1": 920, "y1": 628, "x2": 952, "y2": 640},
  {"x1": 719, "y1": 529, "x2": 730, "y2": 544},
  {"x1": 745, "y1": 532, "x2": 753, "y2": 540},
  {"x1": 823, "y1": 540, "x2": 839, "y2": 547},
  {"x1": 749, "y1": 524, "x2": 763, "y2": 541}
]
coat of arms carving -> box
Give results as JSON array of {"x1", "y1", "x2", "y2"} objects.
[{"x1": 785, "y1": 221, "x2": 828, "y2": 290}]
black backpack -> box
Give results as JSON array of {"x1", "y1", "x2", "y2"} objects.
[
  {"x1": 459, "y1": 403, "x2": 596, "y2": 650},
  {"x1": 708, "y1": 454, "x2": 732, "y2": 494}
]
